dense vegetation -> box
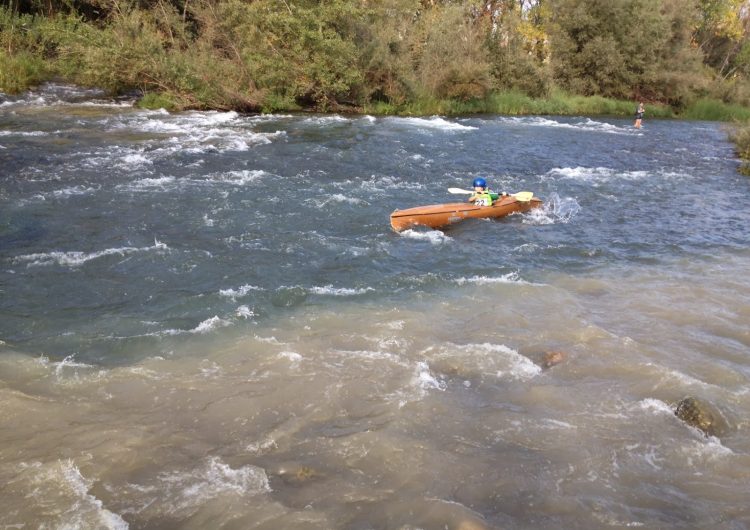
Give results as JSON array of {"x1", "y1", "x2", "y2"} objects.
[
  {"x1": 3, "y1": 0, "x2": 750, "y2": 170},
  {"x1": 2, "y1": 0, "x2": 750, "y2": 115}
]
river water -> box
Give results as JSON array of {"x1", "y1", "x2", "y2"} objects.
[{"x1": 1, "y1": 84, "x2": 749, "y2": 529}]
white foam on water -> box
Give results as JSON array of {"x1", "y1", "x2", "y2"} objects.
[
  {"x1": 359, "y1": 174, "x2": 421, "y2": 192},
  {"x1": 572, "y1": 117, "x2": 636, "y2": 134},
  {"x1": 313, "y1": 193, "x2": 365, "y2": 206},
  {"x1": 398, "y1": 228, "x2": 452, "y2": 244},
  {"x1": 502, "y1": 116, "x2": 635, "y2": 135},
  {"x1": 1, "y1": 83, "x2": 133, "y2": 108},
  {"x1": 150, "y1": 457, "x2": 270, "y2": 515},
  {"x1": 235, "y1": 305, "x2": 255, "y2": 319},
  {"x1": 302, "y1": 114, "x2": 350, "y2": 125},
  {"x1": 680, "y1": 436, "x2": 734, "y2": 462},
  {"x1": 17, "y1": 185, "x2": 101, "y2": 203},
  {"x1": 641, "y1": 444, "x2": 665, "y2": 470},
  {"x1": 245, "y1": 437, "x2": 278, "y2": 454},
  {"x1": 51, "y1": 185, "x2": 100, "y2": 198},
  {"x1": 389, "y1": 361, "x2": 447, "y2": 408},
  {"x1": 486, "y1": 343, "x2": 542, "y2": 380},
  {"x1": 389, "y1": 115, "x2": 477, "y2": 131},
  {"x1": 20, "y1": 460, "x2": 128, "y2": 530},
  {"x1": 547, "y1": 166, "x2": 651, "y2": 183},
  {"x1": 52, "y1": 354, "x2": 96, "y2": 381},
  {"x1": 545, "y1": 166, "x2": 691, "y2": 186},
  {"x1": 414, "y1": 361, "x2": 447, "y2": 391},
  {"x1": 638, "y1": 398, "x2": 675, "y2": 416},
  {"x1": 253, "y1": 335, "x2": 284, "y2": 345},
  {"x1": 199, "y1": 360, "x2": 222, "y2": 377},
  {"x1": 455, "y1": 271, "x2": 532, "y2": 285},
  {"x1": 13, "y1": 240, "x2": 168, "y2": 268},
  {"x1": 109, "y1": 110, "x2": 286, "y2": 155},
  {"x1": 541, "y1": 418, "x2": 577, "y2": 430},
  {"x1": 210, "y1": 169, "x2": 268, "y2": 185},
  {"x1": 335, "y1": 348, "x2": 403, "y2": 363},
  {"x1": 192, "y1": 316, "x2": 231, "y2": 334},
  {"x1": 0, "y1": 130, "x2": 48, "y2": 137},
  {"x1": 309, "y1": 285, "x2": 374, "y2": 296},
  {"x1": 429, "y1": 342, "x2": 541, "y2": 382},
  {"x1": 119, "y1": 153, "x2": 153, "y2": 168},
  {"x1": 121, "y1": 176, "x2": 178, "y2": 192},
  {"x1": 219, "y1": 284, "x2": 262, "y2": 300},
  {"x1": 523, "y1": 193, "x2": 580, "y2": 225},
  {"x1": 0, "y1": 95, "x2": 45, "y2": 108},
  {"x1": 645, "y1": 362, "x2": 718, "y2": 392},
  {"x1": 279, "y1": 351, "x2": 303, "y2": 363}
]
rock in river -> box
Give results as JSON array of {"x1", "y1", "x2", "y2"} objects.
[{"x1": 674, "y1": 396, "x2": 721, "y2": 437}]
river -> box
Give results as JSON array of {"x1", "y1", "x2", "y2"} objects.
[{"x1": 1, "y1": 84, "x2": 749, "y2": 529}]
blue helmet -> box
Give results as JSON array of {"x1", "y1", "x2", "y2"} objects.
[{"x1": 472, "y1": 177, "x2": 487, "y2": 189}]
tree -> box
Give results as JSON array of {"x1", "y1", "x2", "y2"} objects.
[{"x1": 548, "y1": 0, "x2": 704, "y2": 101}]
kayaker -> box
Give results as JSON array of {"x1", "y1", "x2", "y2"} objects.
[
  {"x1": 468, "y1": 177, "x2": 492, "y2": 206},
  {"x1": 468, "y1": 177, "x2": 506, "y2": 206}
]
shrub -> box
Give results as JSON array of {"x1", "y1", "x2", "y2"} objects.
[
  {"x1": 729, "y1": 123, "x2": 750, "y2": 174},
  {"x1": 682, "y1": 98, "x2": 750, "y2": 121},
  {"x1": 0, "y1": 50, "x2": 47, "y2": 93},
  {"x1": 137, "y1": 92, "x2": 179, "y2": 111}
]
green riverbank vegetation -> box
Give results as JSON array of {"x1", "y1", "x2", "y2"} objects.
[{"x1": 3, "y1": 0, "x2": 750, "y2": 165}]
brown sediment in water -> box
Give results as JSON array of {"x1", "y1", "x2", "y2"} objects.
[{"x1": 1, "y1": 263, "x2": 750, "y2": 528}]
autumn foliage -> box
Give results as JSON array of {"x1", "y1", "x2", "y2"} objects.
[{"x1": 2, "y1": 0, "x2": 750, "y2": 116}]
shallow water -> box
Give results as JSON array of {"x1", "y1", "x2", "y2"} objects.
[{"x1": 1, "y1": 84, "x2": 749, "y2": 529}]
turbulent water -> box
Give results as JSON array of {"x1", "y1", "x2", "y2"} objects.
[{"x1": 1, "y1": 84, "x2": 749, "y2": 529}]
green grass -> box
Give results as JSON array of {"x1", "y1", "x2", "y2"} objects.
[
  {"x1": 0, "y1": 51, "x2": 48, "y2": 94},
  {"x1": 680, "y1": 98, "x2": 750, "y2": 121},
  {"x1": 362, "y1": 90, "x2": 674, "y2": 118},
  {"x1": 729, "y1": 122, "x2": 750, "y2": 175},
  {"x1": 136, "y1": 92, "x2": 180, "y2": 111}
]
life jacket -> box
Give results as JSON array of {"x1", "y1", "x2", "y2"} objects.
[{"x1": 472, "y1": 190, "x2": 494, "y2": 206}]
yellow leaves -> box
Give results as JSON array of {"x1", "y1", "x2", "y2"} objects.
[
  {"x1": 699, "y1": 0, "x2": 745, "y2": 41},
  {"x1": 517, "y1": 19, "x2": 548, "y2": 57}
]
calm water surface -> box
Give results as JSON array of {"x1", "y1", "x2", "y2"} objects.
[{"x1": 1, "y1": 84, "x2": 749, "y2": 529}]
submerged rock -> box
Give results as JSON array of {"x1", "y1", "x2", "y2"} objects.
[
  {"x1": 542, "y1": 350, "x2": 566, "y2": 369},
  {"x1": 674, "y1": 396, "x2": 720, "y2": 437},
  {"x1": 272, "y1": 463, "x2": 323, "y2": 485}
]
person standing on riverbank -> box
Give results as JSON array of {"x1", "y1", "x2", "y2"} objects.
[{"x1": 634, "y1": 102, "x2": 645, "y2": 128}]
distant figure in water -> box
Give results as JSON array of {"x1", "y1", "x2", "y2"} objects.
[
  {"x1": 468, "y1": 177, "x2": 506, "y2": 206},
  {"x1": 634, "y1": 101, "x2": 645, "y2": 128}
]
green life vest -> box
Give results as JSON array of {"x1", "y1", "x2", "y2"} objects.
[{"x1": 473, "y1": 191, "x2": 495, "y2": 206}]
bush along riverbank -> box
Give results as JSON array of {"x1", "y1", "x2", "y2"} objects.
[{"x1": 729, "y1": 123, "x2": 750, "y2": 175}]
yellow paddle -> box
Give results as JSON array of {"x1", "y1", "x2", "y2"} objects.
[{"x1": 512, "y1": 191, "x2": 533, "y2": 202}]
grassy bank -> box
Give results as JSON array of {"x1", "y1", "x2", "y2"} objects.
[
  {"x1": 729, "y1": 123, "x2": 750, "y2": 175},
  {"x1": 363, "y1": 90, "x2": 675, "y2": 118}
]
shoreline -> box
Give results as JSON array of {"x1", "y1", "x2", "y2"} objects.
[{"x1": 4, "y1": 81, "x2": 750, "y2": 172}]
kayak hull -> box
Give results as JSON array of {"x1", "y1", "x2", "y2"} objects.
[{"x1": 390, "y1": 195, "x2": 543, "y2": 232}]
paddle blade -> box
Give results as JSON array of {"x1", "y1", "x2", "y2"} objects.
[
  {"x1": 447, "y1": 187, "x2": 473, "y2": 195},
  {"x1": 512, "y1": 191, "x2": 534, "y2": 202}
]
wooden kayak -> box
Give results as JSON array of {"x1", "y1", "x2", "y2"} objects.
[{"x1": 390, "y1": 193, "x2": 543, "y2": 232}]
